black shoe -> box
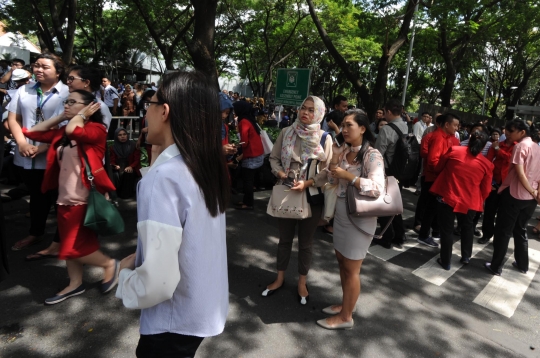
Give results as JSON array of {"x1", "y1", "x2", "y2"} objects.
[
  {"x1": 478, "y1": 237, "x2": 491, "y2": 244},
  {"x1": 474, "y1": 230, "x2": 482, "y2": 237},
  {"x1": 512, "y1": 261, "x2": 527, "y2": 274},
  {"x1": 436, "y1": 258, "x2": 450, "y2": 271},
  {"x1": 393, "y1": 242, "x2": 403, "y2": 249},
  {"x1": 261, "y1": 283, "x2": 284, "y2": 297},
  {"x1": 484, "y1": 262, "x2": 501, "y2": 276},
  {"x1": 375, "y1": 240, "x2": 392, "y2": 249},
  {"x1": 431, "y1": 232, "x2": 440, "y2": 239},
  {"x1": 460, "y1": 257, "x2": 470, "y2": 264},
  {"x1": 45, "y1": 284, "x2": 86, "y2": 305},
  {"x1": 101, "y1": 260, "x2": 120, "y2": 294}
]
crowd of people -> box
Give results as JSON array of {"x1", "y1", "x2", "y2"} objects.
[{"x1": 0, "y1": 54, "x2": 539, "y2": 356}]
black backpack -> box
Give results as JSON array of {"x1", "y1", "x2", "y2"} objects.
[{"x1": 384, "y1": 123, "x2": 420, "y2": 183}]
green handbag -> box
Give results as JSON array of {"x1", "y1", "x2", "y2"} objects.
[{"x1": 81, "y1": 150, "x2": 125, "y2": 236}]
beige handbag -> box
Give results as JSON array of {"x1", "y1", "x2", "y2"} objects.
[
  {"x1": 345, "y1": 176, "x2": 404, "y2": 239},
  {"x1": 267, "y1": 185, "x2": 312, "y2": 219},
  {"x1": 322, "y1": 183, "x2": 338, "y2": 221}
]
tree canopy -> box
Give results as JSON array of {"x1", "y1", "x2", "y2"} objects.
[{"x1": 1, "y1": 0, "x2": 539, "y2": 117}]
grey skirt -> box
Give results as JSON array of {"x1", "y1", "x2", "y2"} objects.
[{"x1": 333, "y1": 198, "x2": 376, "y2": 260}]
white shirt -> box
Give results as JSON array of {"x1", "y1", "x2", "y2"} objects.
[
  {"x1": 413, "y1": 120, "x2": 433, "y2": 144},
  {"x1": 103, "y1": 85, "x2": 119, "y2": 107},
  {"x1": 116, "y1": 145, "x2": 229, "y2": 337},
  {"x1": 8, "y1": 81, "x2": 69, "y2": 169}
]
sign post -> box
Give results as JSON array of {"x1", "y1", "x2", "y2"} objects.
[{"x1": 274, "y1": 68, "x2": 312, "y2": 106}]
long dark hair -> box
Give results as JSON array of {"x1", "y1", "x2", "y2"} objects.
[
  {"x1": 71, "y1": 90, "x2": 103, "y2": 124},
  {"x1": 233, "y1": 100, "x2": 260, "y2": 134},
  {"x1": 69, "y1": 65, "x2": 102, "y2": 92},
  {"x1": 468, "y1": 130, "x2": 488, "y2": 156},
  {"x1": 343, "y1": 109, "x2": 376, "y2": 162},
  {"x1": 156, "y1": 72, "x2": 229, "y2": 217}
]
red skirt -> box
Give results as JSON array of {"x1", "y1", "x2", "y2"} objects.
[{"x1": 57, "y1": 205, "x2": 100, "y2": 260}]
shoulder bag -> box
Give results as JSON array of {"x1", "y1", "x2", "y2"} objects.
[
  {"x1": 81, "y1": 148, "x2": 125, "y2": 236},
  {"x1": 345, "y1": 149, "x2": 403, "y2": 239}
]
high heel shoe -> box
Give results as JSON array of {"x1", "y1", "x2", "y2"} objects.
[
  {"x1": 261, "y1": 282, "x2": 284, "y2": 297},
  {"x1": 298, "y1": 284, "x2": 309, "y2": 305}
]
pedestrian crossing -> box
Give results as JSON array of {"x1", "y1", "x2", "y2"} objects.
[{"x1": 366, "y1": 208, "x2": 539, "y2": 318}]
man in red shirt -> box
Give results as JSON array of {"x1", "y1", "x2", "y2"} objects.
[
  {"x1": 417, "y1": 114, "x2": 460, "y2": 248},
  {"x1": 478, "y1": 135, "x2": 516, "y2": 244}
]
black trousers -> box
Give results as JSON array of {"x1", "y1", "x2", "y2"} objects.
[
  {"x1": 107, "y1": 117, "x2": 119, "y2": 140},
  {"x1": 136, "y1": 333, "x2": 204, "y2": 358},
  {"x1": 19, "y1": 168, "x2": 56, "y2": 237},
  {"x1": 241, "y1": 167, "x2": 257, "y2": 207},
  {"x1": 490, "y1": 188, "x2": 536, "y2": 273},
  {"x1": 481, "y1": 189, "x2": 501, "y2": 240},
  {"x1": 438, "y1": 202, "x2": 476, "y2": 266},
  {"x1": 378, "y1": 182, "x2": 405, "y2": 245},
  {"x1": 418, "y1": 181, "x2": 439, "y2": 239},
  {"x1": 414, "y1": 176, "x2": 429, "y2": 227}
]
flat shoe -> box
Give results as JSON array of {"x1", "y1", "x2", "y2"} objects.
[
  {"x1": 12, "y1": 237, "x2": 42, "y2": 251},
  {"x1": 261, "y1": 282, "x2": 284, "y2": 297},
  {"x1": 298, "y1": 284, "x2": 309, "y2": 305},
  {"x1": 322, "y1": 305, "x2": 357, "y2": 315},
  {"x1": 512, "y1": 261, "x2": 527, "y2": 274},
  {"x1": 25, "y1": 253, "x2": 58, "y2": 262},
  {"x1": 101, "y1": 260, "x2": 120, "y2": 294},
  {"x1": 316, "y1": 318, "x2": 354, "y2": 330},
  {"x1": 44, "y1": 284, "x2": 85, "y2": 305},
  {"x1": 437, "y1": 258, "x2": 450, "y2": 271},
  {"x1": 484, "y1": 262, "x2": 501, "y2": 276}
]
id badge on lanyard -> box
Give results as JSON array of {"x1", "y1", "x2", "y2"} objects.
[{"x1": 35, "y1": 85, "x2": 55, "y2": 125}]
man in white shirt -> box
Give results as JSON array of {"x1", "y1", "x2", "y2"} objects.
[
  {"x1": 102, "y1": 77, "x2": 119, "y2": 139},
  {"x1": 413, "y1": 112, "x2": 433, "y2": 144}
]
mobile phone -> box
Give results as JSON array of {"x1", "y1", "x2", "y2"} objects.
[
  {"x1": 334, "y1": 132, "x2": 345, "y2": 147},
  {"x1": 283, "y1": 177, "x2": 295, "y2": 188}
]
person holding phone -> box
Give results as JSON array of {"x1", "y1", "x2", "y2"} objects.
[
  {"x1": 234, "y1": 100, "x2": 264, "y2": 210},
  {"x1": 264, "y1": 96, "x2": 332, "y2": 305}
]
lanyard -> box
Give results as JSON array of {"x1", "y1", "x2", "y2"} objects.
[{"x1": 35, "y1": 84, "x2": 56, "y2": 110}]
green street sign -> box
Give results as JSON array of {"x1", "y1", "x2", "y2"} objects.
[{"x1": 275, "y1": 68, "x2": 312, "y2": 106}]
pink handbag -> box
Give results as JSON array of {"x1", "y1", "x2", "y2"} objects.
[{"x1": 345, "y1": 176, "x2": 403, "y2": 239}]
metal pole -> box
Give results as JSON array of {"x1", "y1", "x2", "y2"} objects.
[
  {"x1": 402, "y1": 2, "x2": 419, "y2": 106},
  {"x1": 482, "y1": 66, "x2": 489, "y2": 116}
]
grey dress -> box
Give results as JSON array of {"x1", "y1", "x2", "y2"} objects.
[{"x1": 329, "y1": 146, "x2": 386, "y2": 260}]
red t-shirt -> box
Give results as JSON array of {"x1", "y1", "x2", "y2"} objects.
[
  {"x1": 424, "y1": 128, "x2": 460, "y2": 182},
  {"x1": 430, "y1": 146, "x2": 493, "y2": 213},
  {"x1": 238, "y1": 119, "x2": 263, "y2": 159}
]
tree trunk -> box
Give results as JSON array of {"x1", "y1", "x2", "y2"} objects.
[
  {"x1": 62, "y1": 0, "x2": 77, "y2": 64},
  {"x1": 187, "y1": 0, "x2": 219, "y2": 90},
  {"x1": 439, "y1": 61, "x2": 456, "y2": 107}
]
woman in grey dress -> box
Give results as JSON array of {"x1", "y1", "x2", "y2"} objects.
[{"x1": 317, "y1": 109, "x2": 385, "y2": 330}]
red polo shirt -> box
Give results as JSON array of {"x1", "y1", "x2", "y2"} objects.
[
  {"x1": 238, "y1": 118, "x2": 264, "y2": 159},
  {"x1": 424, "y1": 128, "x2": 460, "y2": 182},
  {"x1": 485, "y1": 140, "x2": 515, "y2": 185},
  {"x1": 430, "y1": 146, "x2": 493, "y2": 213}
]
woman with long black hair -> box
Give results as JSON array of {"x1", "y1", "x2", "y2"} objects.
[
  {"x1": 486, "y1": 120, "x2": 540, "y2": 276},
  {"x1": 318, "y1": 109, "x2": 384, "y2": 330},
  {"x1": 234, "y1": 100, "x2": 264, "y2": 210},
  {"x1": 430, "y1": 131, "x2": 493, "y2": 270},
  {"x1": 116, "y1": 72, "x2": 230, "y2": 358}
]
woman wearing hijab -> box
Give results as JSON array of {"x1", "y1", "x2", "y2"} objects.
[
  {"x1": 263, "y1": 96, "x2": 332, "y2": 305},
  {"x1": 110, "y1": 127, "x2": 141, "y2": 198},
  {"x1": 234, "y1": 100, "x2": 264, "y2": 210}
]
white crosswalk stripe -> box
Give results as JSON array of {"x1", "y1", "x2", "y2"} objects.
[
  {"x1": 473, "y1": 248, "x2": 540, "y2": 318},
  {"x1": 412, "y1": 240, "x2": 488, "y2": 286}
]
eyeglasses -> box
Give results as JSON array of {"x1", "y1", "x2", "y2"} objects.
[
  {"x1": 63, "y1": 99, "x2": 87, "y2": 106},
  {"x1": 143, "y1": 101, "x2": 164, "y2": 110},
  {"x1": 66, "y1": 76, "x2": 85, "y2": 83}
]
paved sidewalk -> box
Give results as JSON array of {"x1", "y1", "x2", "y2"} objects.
[{"x1": 0, "y1": 189, "x2": 539, "y2": 357}]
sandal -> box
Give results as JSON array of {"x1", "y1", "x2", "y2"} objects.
[
  {"x1": 12, "y1": 236, "x2": 42, "y2": 251},
  {"x1": 25, "y1": 252, "x2": 58, "y2": 262}
]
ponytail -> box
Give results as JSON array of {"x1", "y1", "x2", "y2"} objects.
[{"x1": 468, "y1": 130, "x2": 488, "y2": 156}]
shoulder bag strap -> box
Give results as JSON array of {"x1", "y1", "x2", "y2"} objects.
[{"x1": 79, "y1": 143, "x2": 96, "y2": 188}]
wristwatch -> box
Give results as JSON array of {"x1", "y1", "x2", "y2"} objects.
[
  {"x1": 350, "y1": 176, "x2": 359, "y2": 186},
  {"x1": 77, "y1": 113, "x2": 87, "y2": 121}
]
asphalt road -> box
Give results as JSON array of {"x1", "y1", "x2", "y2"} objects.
[{"x1": 0, "y1": 188, "x2": 539, "y2": 358}]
